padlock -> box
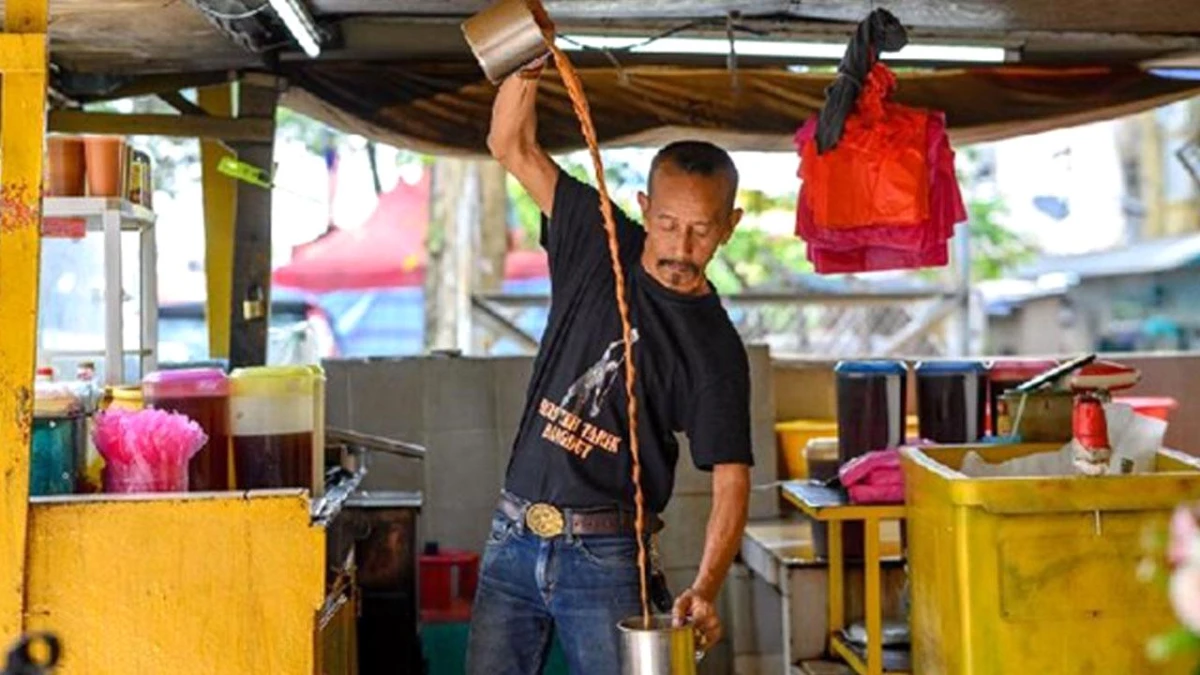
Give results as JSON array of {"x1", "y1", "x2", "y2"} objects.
[{"x1": 243, "y1": 283, "x2": 267, "y2": 321}]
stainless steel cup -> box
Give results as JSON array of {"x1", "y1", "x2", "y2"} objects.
[
  {"x1": 617, "y1": 615, "x2": 703, "y2": 675},
  {"x1": 461, "y1": 0, "x2": 552, "y2": 84}
]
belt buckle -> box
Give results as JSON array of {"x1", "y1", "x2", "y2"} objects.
[{"x1": 525, "y1": 503, "x2": 565, "y2": 538}]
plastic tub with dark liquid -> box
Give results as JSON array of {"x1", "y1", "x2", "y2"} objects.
[
  {"x1": 144, "y1": 367, "x2": 232, "y2": 491},
  {"x1": 915, "y1": 360, "x2": 987, "y2": 443},
  {"x1": 834, "y1": 360, "x2": 908, "y2": 464},
  {"x1": 230, "y1": 366, "x2": 316, "y2": 491}
]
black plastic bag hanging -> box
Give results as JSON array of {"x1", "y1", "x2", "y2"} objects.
[{"x1": 815, "y1": 8, "x2": 908, "y2": 154}]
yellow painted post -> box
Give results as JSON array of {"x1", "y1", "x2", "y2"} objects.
[
  {"x1": 0, "y1": 0, "x2": 49, "y2": 648},
  {"x1": 863, "y1": 518, "x2": 882, "y2": 675},
  {"x1": 827, "y1": 520, "x2": 845, "y2": 634},
  {"x1": 199, "y1": 85, "x2": 236, "y2": 360}
]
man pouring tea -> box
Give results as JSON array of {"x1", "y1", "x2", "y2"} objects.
[{"x1": 466, "y1": 50, "x2": 755, "y2": 675}]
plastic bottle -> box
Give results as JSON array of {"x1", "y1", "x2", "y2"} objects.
[{"x1": 75, "y1": 361, "x2": 103, "y2": 493}]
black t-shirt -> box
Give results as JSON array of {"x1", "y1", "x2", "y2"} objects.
[{"x1": 503, "y1": 169, "x2": 753, "y2": 514}]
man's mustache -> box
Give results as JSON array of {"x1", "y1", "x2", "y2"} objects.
[{"x1": 657, "y1": 259, "x2": 699, "y2": 276}]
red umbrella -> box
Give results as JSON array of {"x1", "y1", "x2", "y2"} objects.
[{"x1": 273, "y1": 171, "x2": 548, "y2": 292}]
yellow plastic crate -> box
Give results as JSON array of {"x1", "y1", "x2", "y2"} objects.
[
  {"x1": 776, "y1": 417, "x2": 920, "y2": 479},
  {"x1": 902, "y1": 443, "x2": 1200, "y2": 675}
]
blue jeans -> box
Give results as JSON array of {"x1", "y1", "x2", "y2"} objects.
[{"x1": 466, "y1": 508, "x2": 651, "y2": 675}]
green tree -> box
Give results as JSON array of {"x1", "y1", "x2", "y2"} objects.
[
  {"x1": 958, "y1": 146, "x2": 1039, "y2": 282},
  {"x1": 966, "y1": 196, "x2": 1036, "y2": 281}
]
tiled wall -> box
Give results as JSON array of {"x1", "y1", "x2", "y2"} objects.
[{"x1": 325, "y1": 346, "x2": 778, "y2": 674}]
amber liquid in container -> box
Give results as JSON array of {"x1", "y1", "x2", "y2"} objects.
[
  {"x1": 157, "y1": 396, "x2": 230, "y2": 491},
  {"x1": 230, "y1": 366, "x2": 316, "y2": 491},
  {"x1": 234, "y1": 433, "x2": 313, "y2": 490},
  {"x1": 144, "y1": 368, "x2": 232, "y2": 492}
]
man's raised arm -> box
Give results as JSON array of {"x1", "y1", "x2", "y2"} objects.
[{"x1": 487, "y1": 62, "x2": 558, "y2": 217}]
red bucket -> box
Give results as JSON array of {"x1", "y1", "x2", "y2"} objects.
[{"x1": 420, "y1": 549, "x2": 479, "y2": 623}]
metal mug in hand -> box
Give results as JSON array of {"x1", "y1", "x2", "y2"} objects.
[
  {"x1": 618, "y1": 615, "x2": 704, "y2": 675},
  {"x1": 461, "y1": 0, "x2": 553, "y2": 84}
]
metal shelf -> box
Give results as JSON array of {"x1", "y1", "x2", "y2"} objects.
[
  {"x1": 38, "y1": 197, "x2": 157, "y2": 385},
  {"x1": 43, "y1": 196, "x2": 156, "y2": 231}
]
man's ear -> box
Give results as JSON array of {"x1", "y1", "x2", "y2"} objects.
[
  {"x1": 722, "y1": 208, "x2": 744, "y2": 244},
  {"x1": 637, "y1": 191, "x2": 650, "y2": 217}
]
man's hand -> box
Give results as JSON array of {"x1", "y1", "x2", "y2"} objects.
[
  {"x1": 518, "y1": 52, "x2": 550, "y2": 80},
  {"x1": 672, "y1": 587, "x2": 721, "y2": 651}
]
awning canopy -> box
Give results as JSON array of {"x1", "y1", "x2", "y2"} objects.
[
  {"x1": 28, "y1": 0, "x2": 1200, "y2": 153},
  {"x1": 281, "y1": 63, "x2": 1200, "y2": 155},
  {"x1": 272, "y1": 171, "x2": 548, "y2": 292}
]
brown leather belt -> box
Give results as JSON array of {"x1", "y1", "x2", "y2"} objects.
[{"x1": 498, "y1": 492, "x2": 663, "y2": 539}]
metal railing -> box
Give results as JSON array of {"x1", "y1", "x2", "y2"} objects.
[{"x1": 472, "y1": 289, "x2": 960, "y2": 358}]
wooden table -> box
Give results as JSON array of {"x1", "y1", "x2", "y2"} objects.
[{"x1": 781, "y1": 482, "x2": 908, "y2": 675}]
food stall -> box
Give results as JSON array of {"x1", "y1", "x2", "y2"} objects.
[{"x1": 4, "y1": 0, "x2": 1200, "y2": 673}]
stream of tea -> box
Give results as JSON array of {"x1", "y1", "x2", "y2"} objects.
[{"x1": 530, "y1": 2, "x2": 652, "y2": 628}]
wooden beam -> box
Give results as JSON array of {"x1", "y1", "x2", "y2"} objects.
[
  {"x1": 0, "y1": 0, "x2": 48, "y2": 649},
  {"x1": 228, "y1": 82, "x2": 279, "y2": 368},
  {"x1": 199, "y1": 85, "x2": 237, "y2": 361},
  {"x1": 48, "y1": 110, "x2": 274, "y2": 141},
  {"x1": 158, "y1": 91, "x2": 210, "y2": 118},
  {"x1": 69, "y1": 70, "x2": 238, "y2": 105}
]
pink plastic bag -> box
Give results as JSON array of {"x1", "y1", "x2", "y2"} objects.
[
  {"x1": 866, "y1": 469, "x2": 904, "y2": 486},
  {"x1": 839, "y1": 448, "x2": 902, "y2": 487},
  {"x1": 93, "y1": 408, "x2": 207, "y2": 493},
  {"x1": 849, "y1": 482, "x2": 905, "y2": 504}
]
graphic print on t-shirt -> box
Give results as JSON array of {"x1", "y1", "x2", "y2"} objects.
[
  {"x1": 561, "y1": 328, "x2": 640, "y2": 419},
  {"x1": 535, "y1": 328, "x2": 638, "y2": 461}
]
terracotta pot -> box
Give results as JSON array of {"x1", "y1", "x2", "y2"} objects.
[
  {"x1": 83, "y1": 135, "x2": 125, "y2": 197},
  {"x1": 45, "y1": 135, "x2": 86, "y2": 197}
]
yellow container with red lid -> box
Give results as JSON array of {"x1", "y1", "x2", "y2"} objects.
[
  {"x1": 305, "y1": 364, "x2": 327, "y2": 497},
  {"x1": 229, "y1": 366, "x2": 317, "y2": 493}
]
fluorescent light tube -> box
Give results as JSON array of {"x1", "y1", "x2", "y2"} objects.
[
  {"x1": 557, "y1": 35, "x2": 1006, "y2": 64},
  {"x1": 269, "y1": 0, "x2": 321, "y2": 58}
]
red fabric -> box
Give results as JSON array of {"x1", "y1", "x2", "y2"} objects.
[
  {"x1": 273, "y1": 171, "x2": 549, "y2": 292},
  {"x1": 800, "y1": 64, "x2": 930, "y2": 229}
]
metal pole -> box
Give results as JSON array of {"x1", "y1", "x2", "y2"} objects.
[
  {"x1": 103, "y1": 208, "x2": 125, "y2": 384},
  {"x1": 0, "y1": 0, "x2": 49, "y2": 646},
  {"x1": 141, "y1": 217, "x2": 158, "y2": 376},
  {"x1": 953, "y1": 220, "x2": 972, "y2": 357}
]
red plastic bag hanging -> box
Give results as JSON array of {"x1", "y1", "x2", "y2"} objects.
[
  {"x1": 796, "y1": 112, "x2": 963, "y2": 254},
  {"x1": 800, "y1": 63, "x2": 930, "y2": 229},
  {"x1": 793, "y1": 72, "x2": 968, "y2": 274}
]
